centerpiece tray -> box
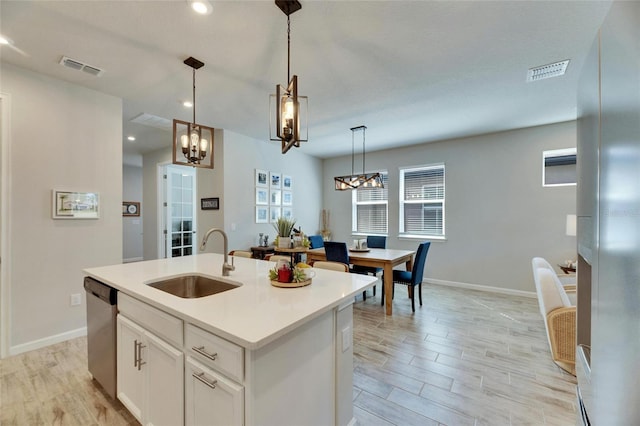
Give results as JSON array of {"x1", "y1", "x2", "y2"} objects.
[{"x1": 271, "y1": 278, "x2": 312, "y2": 288}]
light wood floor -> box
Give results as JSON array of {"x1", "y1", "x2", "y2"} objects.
[{"x1": 0, "y1": 284, "x2": 576, "y2": 425}]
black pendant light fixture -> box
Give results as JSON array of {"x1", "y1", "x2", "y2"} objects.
[
  {"x1": 334, "y1": 126, "x2": 384, "y2": 190},
  {"x1": 270, "y1": 0, "x2": 308, "y2": 154},
  {"x1": 172, "y1": 56, "x2": 215, "y2": 168}
]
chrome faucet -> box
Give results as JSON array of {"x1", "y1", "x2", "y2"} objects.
[{"x1": 199, "y1": 228, "x2": 235, "y2": 276}]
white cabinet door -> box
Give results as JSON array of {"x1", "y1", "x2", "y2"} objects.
[
  {"x1": 185, "y1": 357, "x2": 243, "y2": 426},
  {"x1": 117, "y1": 315, "x2": 145, "y2": 423},
  {"x1": 145, "y1": 331, "x2": 184, "y2": 426}
]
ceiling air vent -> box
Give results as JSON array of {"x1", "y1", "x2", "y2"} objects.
[
  {"x1": 130, "y1": 113, "x2": 172, "y2": 131},
  {"x1": 59, "y1": 56, "x2": 104, "y2": 77},
  {"x1": 527, "y1": 60, "x2": 569, "y2": 82}
]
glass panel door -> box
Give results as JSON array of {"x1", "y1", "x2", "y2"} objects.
[{"x1": 166, "y1": 165, "x2": 196, "y2": 258}]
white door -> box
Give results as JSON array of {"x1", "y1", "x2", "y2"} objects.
[
  {"x1": 117, "y1": 315, "x2": 145, "y2": 423},
  {"x1": 145, "y1": 332, "x2": 184, "y2": 426},
  {"x1": 165, "y1": 165, "x2": 197, "y2": 258},
  {"x1": 185, "y1": 357, "x2": 244, "y2": 426}
]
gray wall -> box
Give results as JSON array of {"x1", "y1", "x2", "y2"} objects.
[
  {"x1": 1, "y1": 64, "x2": 122, "y2": 352},
  {"x1": 123, "y1": 164, "x2": 143, "y2": 262},
  {"x1": 323, "y1": 121, "x2": 577, "y2": 293},
  {"x1": 222, "y1": 130, "x2": 323, "y2": 251}
]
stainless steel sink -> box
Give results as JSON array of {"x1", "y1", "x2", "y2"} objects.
[{"x1": 147, "y1": 275, "x2": 241, "y2": 298}]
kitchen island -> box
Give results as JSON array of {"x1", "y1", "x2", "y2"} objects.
[{"x1": 84, "y1": 253, "x2": 376, "y2": 426}]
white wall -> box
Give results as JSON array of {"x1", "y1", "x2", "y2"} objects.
[
  {"x1": 1, "y1": 64, "x2": 122, "y2": 353},
  {"x1": 323, "y1": 121, "x2": 577, "y2": 293},
  {"x1": 123, "y1": 164, "x2": 143, "y2": 262},
  {"x1": 222, "y1": 130, "x2": 323, "y2": 251}
]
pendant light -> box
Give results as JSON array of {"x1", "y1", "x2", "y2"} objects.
[
  {"x1": 269, "y1": 0, "x2": 308, "y2": 154},
  {"x1": 172, "y1": 56, "x2": 215, "y2": 168},
  {"x1": 334, "y1": 126, "x2": 384, "y2": 190}
]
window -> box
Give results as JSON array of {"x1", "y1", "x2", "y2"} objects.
[
  {"x1": 399, "y1": 164, "x2": 445, "y2": 238},
  {"x1": 543, "y1": 148, "x2": 576, "y2": 187},
  {"x1": 352, "y1": 172, "x2": 388, "y2": 235}
]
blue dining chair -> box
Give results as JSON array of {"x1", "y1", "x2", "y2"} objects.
[
  {"x1": 351, "y1": 236, "x2": 387, "y2": 299},
  {"x1": 308, "y1": 235, "x2": 325, "y2": 249},
  {"x1": 323, "y1": 241, "x2": 350, "y2": 266},
  {"x1": 381, "y1": 241, "x2": 431, "y2": 312}
]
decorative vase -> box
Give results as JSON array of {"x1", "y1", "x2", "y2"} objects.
[{"x1": 278, "y1": 236, "x2": 291, "y2": 248}]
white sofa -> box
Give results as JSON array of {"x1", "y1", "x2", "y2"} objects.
[{"x1": 531, "y1": 257, "x2": 576, "y2": 375}]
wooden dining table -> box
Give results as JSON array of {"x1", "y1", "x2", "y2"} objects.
[{"x1": 306, "y1": 247, "x2": 415, "y2": 316}]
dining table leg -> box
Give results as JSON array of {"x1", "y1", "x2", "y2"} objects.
[{"x1": 383, "y1": 263, "x2": 394, "y2": 315}]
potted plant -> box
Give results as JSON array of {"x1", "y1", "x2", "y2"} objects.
[{"x1": 273, "y1": 217, "x2": 296, "y2": 248}]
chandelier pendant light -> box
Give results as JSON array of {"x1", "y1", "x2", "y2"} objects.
[
  {"x1": 172, "y1": 56, "x2": 214, "y2": 168},
  {"x1": 334, "y1": 126, "x2": 384, "y2": 190},
  {"x1": 270, "y1": 0, "x2": 308, "y2": 154}
]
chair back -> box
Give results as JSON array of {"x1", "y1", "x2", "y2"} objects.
[
  {"x1": 410, "y1": 242, "x2": 431, "y2": 285},
  {"x1": 366, "y1": 235, "x2": 386, "y2": 249},
  {"x1": 268, "y1": 255, "x2": 291, "y2": 263},
  {"x1": 313, "y1": 261, "x2": 349, "y2": 272},
  {"x1": 231, "y1": 250, "x2": 252, "y2": 258},
  {"x1": 308, "y1": 235, "x2": 324, "y2": 249},
  {"x1": 323, "y1": 241, "x2": 350, "y2": 265}
]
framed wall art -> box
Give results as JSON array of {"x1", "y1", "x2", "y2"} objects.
[
  {"x1": 282, "y1": 207, "x2": 293, "y2": 220},
  {"x1": 282, "y1": 191, "x2": 292, "y2": 206},
  {"x1": 256, "y1": 188, "x2": 268, "y2": 205},
  {"x1": 283, "y1": 175, "x2": 293, "y2": 190},
  {"x1": 269, "y1": 171, "x2": 281, "y2": 188},
  {"x1": 270, "y1": 189, "x2": 281, "y2": 205},
  {"x1": 201, "y1": 197, "x2": 219, "y2": 210},
  {"x1": 256, "y1": 206, "x2": 268, "y2": 223},
  {"x1": 255, "y1": 169, "x2": 268, "y2": 187},
  {"x1": 52, "y1": 190, "x2": 100, "y2": 219},
  {"x1": 270, "y1": 207, "x2": 281, "y2": 223}
]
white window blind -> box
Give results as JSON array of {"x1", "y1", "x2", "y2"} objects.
[
  {"x1": 399, "y1": 165, "x2": 445, "y2": 237},
  {"x1": 352, "y1": 173, "x2": 388, "y2": 235}
]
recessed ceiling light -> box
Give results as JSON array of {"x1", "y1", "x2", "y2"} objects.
[
  {"x1": 183, "y1": 101, "x2": 193, "y2": 108},
  {"x1": 127, "y1": 136, "x2": 136, "y2": 141},
  {"x1": 0, "y1": 35, "x2": 13, "y2": 45},
  {"x1": 190, "y1": 0, "x2": 212, "y2": 15}
]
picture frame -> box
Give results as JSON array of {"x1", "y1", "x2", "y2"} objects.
[
  {"x1": 270, "y1": 189, "x2": 281, "y2": 205},
  {"x1": 270, "y1": 171, "x2": 281, "y2": 188},
  {"x1": 256, "y1": 206, "x2": 268, "y2": 223},
  {"x1": 52, "y1": 189, "x2": 99, "y2": 219},
  {"x1": 122, "y1": 201, "x2": 140, "y2": 217},
  {"x1": 283, "y1": 175, "x2": 293, "y2": 190},
  {"x1": 201, "y1": 197, "x2": 219, "y2": 210},
  {"x1": 255, "y1": 169, "x2": 268, "y2": 187},
  {"x1": 256, "y1": 188, "x2": 268, "y2": 205},
  {"x1": 282, "y1": 207, "x2": 293, "y2": 220},
  {"x1": 270, "y1": 207, "x2": 281, "y2": 223},
  {"x1": 282, "y1": 191, "x2": 292, "y2": 206}
]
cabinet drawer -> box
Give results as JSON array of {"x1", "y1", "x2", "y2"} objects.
[
  {"x1": 119, "y1": 293, "x2": 183, "y2": 347},
  {"x1": 185, "y1": 357, "x2": 244, "y2": 426},
  {"x1": 185, "y1": 324, "x2": 244, "y2": 383}
]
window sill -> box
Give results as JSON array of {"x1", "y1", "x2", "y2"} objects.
[{"x1": 398, "y1": 234, "x2": 447, "y2": 242}]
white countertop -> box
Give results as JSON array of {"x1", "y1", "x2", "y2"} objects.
[{"x1": 84, "y1": 254, "x2": 376, "y2": 350}]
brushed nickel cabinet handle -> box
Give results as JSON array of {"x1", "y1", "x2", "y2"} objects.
[
  {"x1": 192, "y1": 345, "x2": 218, "y2": 361},
  {"x1": 136, "y1": 341, "x2": 146, "y2": 371},
  {"x1": 192, "y1": 372, "x2": 217, "y2": 390},
  {"x1": 133, "y1": 339, "x2": 139, "y2": 368}
]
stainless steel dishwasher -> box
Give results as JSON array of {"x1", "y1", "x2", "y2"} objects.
[{"x1": 84, "y1": 276, "x2": 118, "y2": 399}]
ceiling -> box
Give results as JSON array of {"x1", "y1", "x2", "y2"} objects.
[{"x1": 0, "y1": 1, "x2": 612, "y2": 163}]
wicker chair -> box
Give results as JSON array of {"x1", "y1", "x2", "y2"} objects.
[{"x1": 532, "y1": 262, "x2": 576, "y2": 375}]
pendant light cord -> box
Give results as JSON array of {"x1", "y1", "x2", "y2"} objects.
[
  {"x1": 351, "y1": 129, "x2": 355, "y2": 176},
  {"x1": 362, "y1": 127, "x2": 366, "y2": 174}
]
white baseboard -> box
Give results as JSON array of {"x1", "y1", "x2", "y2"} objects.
[
  {"x1": 123, "y1": 257, "x2": 143, "y2": 263},
  {"x1": 425, "y1": 278, "x2": 536, "y2": 298},
  {"x1": 9, "y1": 326, "x2": 87, "y2": 357}
]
